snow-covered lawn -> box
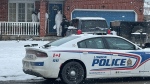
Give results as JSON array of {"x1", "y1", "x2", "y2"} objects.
[{"x1": 0, "y1": 40, "x2": 49, "y2": 81}]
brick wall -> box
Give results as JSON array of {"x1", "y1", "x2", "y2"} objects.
[
  {"x1": 64, "y1": 0, "x2": 144, "y2": 21},
  {"x1": 35, "y1": 0, "x2": 49, "y2": 37},
  {"x1": 0, "y1": 0, "x2": 8, "y2": 21},
  {"x1": 35, "y1": 1, "x2": 48, "y2": 13}
]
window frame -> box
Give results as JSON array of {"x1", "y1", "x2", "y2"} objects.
[{"x1": 8, "y1": 0, "x2": 35, "y2": 22}]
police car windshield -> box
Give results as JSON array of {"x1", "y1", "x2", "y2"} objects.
[{"x1": 47, "y1": 36, "x2": 80, "y2": 46}]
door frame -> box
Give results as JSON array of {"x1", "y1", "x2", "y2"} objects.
[{"x1": 48, "y1": 1, "x2": 63, "y2": 35}]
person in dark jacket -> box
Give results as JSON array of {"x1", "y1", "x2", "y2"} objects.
[{"x1": 61, "y1": 15, "x2": 70, "y2": 37}]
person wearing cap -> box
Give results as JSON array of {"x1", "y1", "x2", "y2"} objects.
[{"x1": 61, "y1": 15, "x2": 70, "y2": 37}]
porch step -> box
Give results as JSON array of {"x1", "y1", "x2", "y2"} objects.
[{"x1": 0, "y1": 35, "x2": 62, "y2": 41}]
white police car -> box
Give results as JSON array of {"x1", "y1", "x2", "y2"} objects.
[{"x1": 22, "y1": 34, "x2": 150, "y2": 84}]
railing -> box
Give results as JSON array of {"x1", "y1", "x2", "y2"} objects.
[{"x1": 0, "y1": 22, "x2": 40, "y2": 35}]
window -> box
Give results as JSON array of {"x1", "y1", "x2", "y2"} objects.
[
  {"x1": 105, "y1": 37, "x2": 135, "y2": 50},
  {"x1": 78, "y1": 38, "x2": 105, "y2": 49},
  {"x1": 27, "y1": 3, "x2": 34, "y2": 22},
  {"x1": 18, "y1": 3, "x2": 25, "y2": 22},
  {"x1": 81, "y1": 20, "x2": 108, "y2": 30},
  {"x1": 9, "y1": 3, "x2": 16, "y2": 22},
  {"x1": 8, "y1": 2, "x2": 34, "y2": 22}
]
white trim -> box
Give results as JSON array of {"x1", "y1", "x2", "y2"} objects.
[
  {"x1": 25, "y1": 3, "x2": 27, "y2": 22},
  {"x1": 9, "y1": 0, "x2": 35, "y2": 3},
  {"x1": 71, "y1": 9, "x2": 138, "y2": 21},
  {"x1": 16, "y1": 3, "x2": 18, "y2": 22}
]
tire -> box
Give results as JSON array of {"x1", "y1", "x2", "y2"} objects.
[{"x1": 60, "y1": 62, "x2": 84, "y2": 84}]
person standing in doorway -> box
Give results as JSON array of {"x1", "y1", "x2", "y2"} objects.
[
  {"x1": 61, "y1": 15, "x2": 70, "y2": 37},
  {"x1": 54, "y1": 10, "x2": 63, "y2": 36}
]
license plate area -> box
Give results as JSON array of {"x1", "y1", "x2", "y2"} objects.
[
  {"x1": 24, "y1": 61, "x2": 31, "y2": 68},
  {"x1": 26, "y1": 54, "x2": 36, "y2": 60}
]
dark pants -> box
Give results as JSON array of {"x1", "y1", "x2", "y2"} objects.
[{"x1": 62, "y1": 28, "x2": 68, "y2": 37}]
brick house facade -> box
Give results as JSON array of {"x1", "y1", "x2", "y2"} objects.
[
  {"x1": 0, "y1": 0, "x2": 8, "y2": 21},
  {"x1": 0, "y1": 0, "x2": 144, "y2": 37},
  {"x1": 64, "y1": 0, "x2": 144, "y2": 21}
]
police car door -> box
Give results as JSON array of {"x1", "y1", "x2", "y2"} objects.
[
  {"x1": 104, "y1": 37, "x2": 143, "y2": 76},
  {"x1": 78, "y1": 37, "x2": 112, "y2": 77}
]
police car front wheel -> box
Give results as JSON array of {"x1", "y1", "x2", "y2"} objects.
[{"x1": 60, "y1": 61, "x2": 84, "y2": 84}]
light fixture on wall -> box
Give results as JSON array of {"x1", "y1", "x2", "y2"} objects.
[
  {"x1": 139, "y1": 8, "x2": 143, "y2": 12},
  {"x1": 67, "y1": 6, "x2": 70, "y2": 11}
]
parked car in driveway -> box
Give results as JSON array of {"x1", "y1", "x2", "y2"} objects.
[
  {"x1": 66, "y1": 17, "x2": 111, "y2": 36},
  {"x1": 23, "y1": 34, "x2": 150, "y2": 84}
]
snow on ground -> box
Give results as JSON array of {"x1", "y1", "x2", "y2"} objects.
[{"x1": 0, "y1": 40, "x2": 49, "y2": 81}]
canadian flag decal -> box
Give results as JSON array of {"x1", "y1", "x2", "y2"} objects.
[{"x1": 53, "y1": 53, "x2": 61, "y2": 57}]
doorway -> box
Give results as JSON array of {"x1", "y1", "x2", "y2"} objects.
[{"x1": 48, "y1": 3, "x2": 63, "y2": 35}]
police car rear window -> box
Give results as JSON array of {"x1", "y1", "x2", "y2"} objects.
[
  {"x1": 49, "y1": 36, "x2": 80, "y2": 46},
  {"x1": 81, "y1": 20, "x2": 108, "y2": 29}
]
